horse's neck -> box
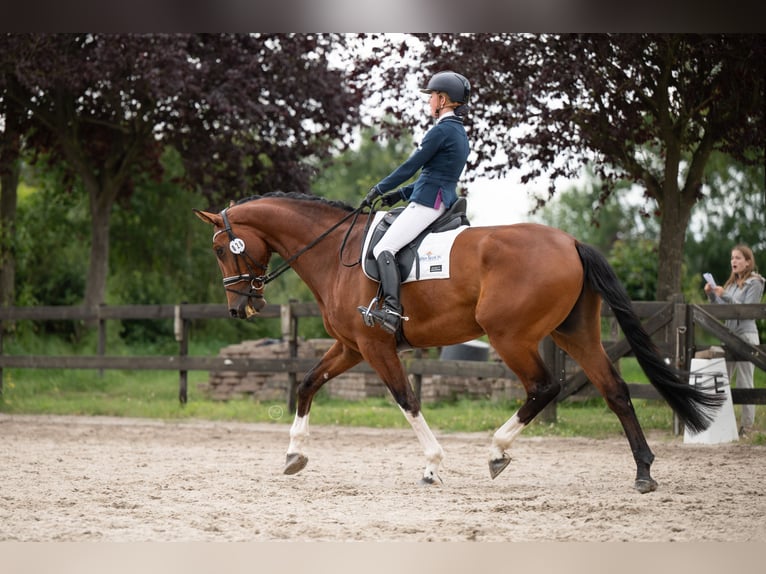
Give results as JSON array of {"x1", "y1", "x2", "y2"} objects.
[{"x1": 252, "y1": 202, "x2": 355, "y2": 290}]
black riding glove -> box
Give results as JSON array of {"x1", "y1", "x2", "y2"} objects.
[
  {"x1": 363, "y1": 185, "x2": 383, "y2": 207},
  {"x1": 380, "y1": 191, "x2": 402, "y2": 207}
]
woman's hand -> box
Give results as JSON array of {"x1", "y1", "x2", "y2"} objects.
[{"x1": 706, "y1": 285, "x2": 724, "y2": 298}]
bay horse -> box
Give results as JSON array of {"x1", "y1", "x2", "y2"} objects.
[{"x1": 195, "y1": 191, "x2": 721, "y2": 493}]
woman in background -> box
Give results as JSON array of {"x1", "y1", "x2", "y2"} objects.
[{"x1": 705, "y1": 244, "x2": 765, "y2": 437}]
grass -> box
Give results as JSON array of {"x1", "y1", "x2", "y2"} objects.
[
  {"x1": 0, "y1": 363, "x2": 747, "y2": 441},
  {"x1": 1, "y1": 335, "x2": 764, "y2": 443}
]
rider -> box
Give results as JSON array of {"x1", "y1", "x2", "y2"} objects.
[{"x1": 360, "y1": 71, "x2": 471, "y2": 334}]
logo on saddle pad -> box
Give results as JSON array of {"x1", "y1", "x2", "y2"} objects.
[{"x1": 361, "y1": 202, "x2": 469, "y2": 284}]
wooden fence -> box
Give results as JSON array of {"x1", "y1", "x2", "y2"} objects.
[{"x1": 1, "y1": 300, "x2": 765, "y2": 419}]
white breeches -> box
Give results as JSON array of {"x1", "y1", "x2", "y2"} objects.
[{"x1": 373, "y1": 202, "x2": 446, "y2": 258}]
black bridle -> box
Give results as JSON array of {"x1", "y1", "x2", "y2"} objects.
[
  {"x1": 215, "y1": 203, "x2": 368, "y2": 301},
  {"x1": 216, "y1": 208, "x2": 269, "y2": 302}
]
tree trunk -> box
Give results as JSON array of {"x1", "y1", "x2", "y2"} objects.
[
  {"x1": 82, "y1": 179, "x2": 118, "y2": 314},
  {"x1": 655, "y1": 183, "x2": 694, "y2": 302}
]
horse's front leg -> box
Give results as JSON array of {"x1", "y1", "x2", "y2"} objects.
[
  {"x1": 365, "y1": 346, "x2": 444, "y2": 484},
  {"x1": 400, "y1": 406, "x2": 445, "y2": 485},
  {"x1": 284, "y1": 341, "x2": 362, "y2": 475}
]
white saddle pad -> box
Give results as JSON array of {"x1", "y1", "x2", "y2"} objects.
[{"x1": 361, "y1": 211, "x2": 469, "y2": 284}]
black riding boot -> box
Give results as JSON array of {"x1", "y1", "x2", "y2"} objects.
[{"x1": 363, "y1": 251, "x2": 405, "y2": 334}]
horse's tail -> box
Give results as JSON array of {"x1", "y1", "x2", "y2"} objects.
[{"x1": 575, "y1": 241, "x2": 723, "y2": 433}]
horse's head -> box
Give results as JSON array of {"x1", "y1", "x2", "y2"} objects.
[{"x1": 194, "y1": 207, "x2": 271, "y2": 319}]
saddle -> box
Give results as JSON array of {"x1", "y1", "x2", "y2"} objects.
[{"x1": 362, "y1": 197, "x2": 470, "y2": 281}]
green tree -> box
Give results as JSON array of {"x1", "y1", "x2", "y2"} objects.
[
  {"x1": 0, "y1": 66, "x2": 30, "y2": 307},
  {"x1": 536, "y1": 166, "x2": 659, "y2": 253},
  {"x1": 685, "y1": 155, "x2": 766, "y2": 297},
  {"x1": 1, "y1": 33, "x2": 362, "y2": 313},
  {"x1": 311, "y1": 125, "x2": 416, "y2": 204},
  {"x1": 14, "y1": 161, "x2": 89, "y2": 320}
]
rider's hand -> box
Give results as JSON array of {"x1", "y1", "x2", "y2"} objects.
[
  {"x1": 363, "y1": 185, "x2": 383, "y2": 207},
  {"x1": 380, "y1": 191, "x2": 401, "y2": 207}
]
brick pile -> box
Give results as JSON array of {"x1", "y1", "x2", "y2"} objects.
[
  {"x1": 199, "y1": 338, "x2": 387, "y2": 401},
  {"x1": 200, "y1": 338, "x2": 522, "y2": 403}
]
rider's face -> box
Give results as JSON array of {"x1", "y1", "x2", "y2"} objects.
[{"x1": 429, "y1": 91, "x2": 445, "y2": 118}]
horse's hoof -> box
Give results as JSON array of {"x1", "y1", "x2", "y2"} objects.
[
  {"x1": 420, "y1": 474, "x2": 443, "y2": 486},
  {"x1": 283, "y1": 453, "x2": 308, "y2": 475},
  {"x1": 489, "y1": 454, "x2": 511, "y2": 479},
  {"x1": 634, "y1": 478, "x2": 658, "y2": 494}
]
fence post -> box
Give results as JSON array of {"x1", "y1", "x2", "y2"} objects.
[
  {"x1": 282, "y1": 300, "x2": 299, "y2": 413},
  {"x1": 412, "y1": 348, "x2": 423, "y2": 402},
  {"x1": 540, "y1": 336, "x2": 558, "y2": 424},
  {"x1": 175, "y1": 303, "x2": 189, "y2": 404},
  {"x1": 97, "y1": 303, "x2": 106, "y2": 378},
  {"x1": 671, "y1": 295, "x2": 689, "y2": 435}
]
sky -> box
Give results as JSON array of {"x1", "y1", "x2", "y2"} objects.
[
  {"x1": 464, "y1": 171, "x2": 591, "y2": 227},
  {"x1": 465, "y1": 176, "x2": 537, "y2": 227}
]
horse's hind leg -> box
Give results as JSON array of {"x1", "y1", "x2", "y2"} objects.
[
  {"x1": 551, "y1": 294, "x2": 657, "y2": 493},
  {"x1": 486, "y1": 342, "x2": 561, "y2": 479},
  {"x1": 557, "y1": 340, "x2": 657, "y2": 493},
  {"x1": 284, "y1": 341, "x2": 362, "y2": 475}
]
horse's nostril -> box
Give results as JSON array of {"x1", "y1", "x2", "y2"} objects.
[{"x1": 229, "y1": 309, "x2": 238, "y2": 318}]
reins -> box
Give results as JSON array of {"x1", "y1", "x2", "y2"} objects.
[{"x1": 218, "y1": 201, "x2": 372, "y2": 296}]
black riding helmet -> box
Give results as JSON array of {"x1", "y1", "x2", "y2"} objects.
[{"x1": 419, "y1": 71, "x2": 471, "y2": 105}]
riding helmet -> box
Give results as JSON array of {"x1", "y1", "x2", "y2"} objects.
[{"x1": 419, "y1": 71, "x2": 471, "y2": 104}]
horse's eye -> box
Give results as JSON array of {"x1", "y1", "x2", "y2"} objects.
[{"x1": 215, "y1": 246, "x2": 225, "y2": 258}]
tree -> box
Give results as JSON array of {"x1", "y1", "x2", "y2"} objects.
[
  {"x1": 357, "y1": 34, "x2": 765, "y2": 300},
  {"x1": 0, "y1": 33, "x2": 362, "y2": 311},
  {"x1": 311, "y1": 125, "x2": 416, "y2": 204},
  {"x1": 685, "y1": 155, "x2": 766, "y2": 294},
  {"x1": 0, "y1": 53, "x2": 32, "y2": 308},
  {"x1": 535, "y1": 166, "x2": 660, "y2": 253}
]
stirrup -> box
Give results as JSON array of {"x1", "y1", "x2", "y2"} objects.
[
  {"x1": 357, "y1": 296, "x2": 379, "y2": 327},
  {"x1": 357, "y1": 297, "x2": 409, "y2": 331}
]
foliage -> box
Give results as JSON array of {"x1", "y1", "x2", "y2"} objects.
[
  {"x1": 536, "y1": 165, "x2": 660, "y2": 253},
  {"x1": 3, "y1": 356, "x2": 764, "y2": 438},
  {"x1": 1, "y1": 33, "x2": 364, "y2": 311},
  {"x1": 686, "y1": 154, "x2": 766, "y2": 277},
  {"x1": 357, "y1": 33, "x2": 765, "y2": 299},
  {"x1": 3, "y1": 33, "x2": 362, "y2": 201},
  {"x1": 311, "y1": 125, "x2": 416, "y2": 204},
  {"x1": 13, "y1": 162, "x2": 89, "y2": 336},
  {"x1": 609, "y1": 239, "x2": 660, "y2": 301}
]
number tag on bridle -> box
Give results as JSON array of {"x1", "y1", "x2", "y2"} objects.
[{"x1": 229, "y1": 238, "x2": 246, "y2": 254}]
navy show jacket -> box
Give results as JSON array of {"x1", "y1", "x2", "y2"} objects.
[{"x1": 375, "y1": 115, "x2": 469, "y2": 209}]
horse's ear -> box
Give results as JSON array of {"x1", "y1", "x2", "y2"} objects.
[{"x1": 193, "y1": 209, "x2": 218, "y2": 226}]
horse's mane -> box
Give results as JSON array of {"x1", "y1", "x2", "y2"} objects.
[{"x1": 234, "y1": 191, "x2": 355, "y2": 213}]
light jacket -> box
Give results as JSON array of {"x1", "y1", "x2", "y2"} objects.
[{"x1": 708, "y1": 273, "x2": 765, "y2": 337}]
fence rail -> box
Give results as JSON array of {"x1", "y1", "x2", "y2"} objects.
[{"x1": 1, "y1": 301, "x2": 765, "y2": 414}]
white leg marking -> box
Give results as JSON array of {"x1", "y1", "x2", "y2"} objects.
[
  {"x1": 489, "y1": 412, "x2": 526, "y2": 461},
  {"x1": 287, "y1": 413, "x2": 310, "y2": 456},
  {"x1": 400, "y1": 407, "x2": 444, "y2": 482}
]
